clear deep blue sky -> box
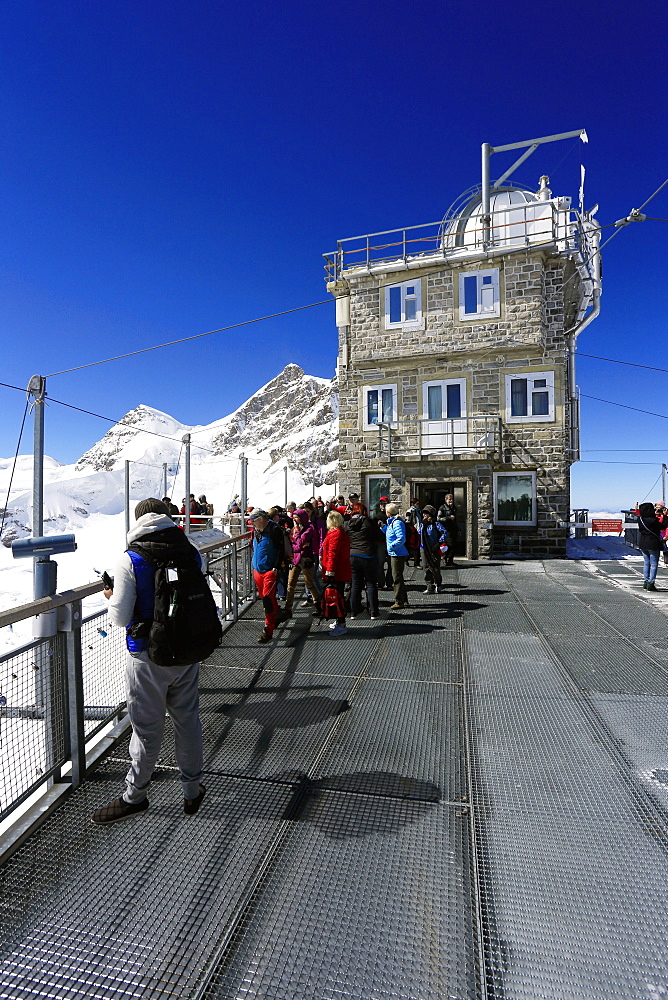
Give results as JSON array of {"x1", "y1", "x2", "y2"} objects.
[{"x1": 1, "y1": 0, "x2": 666, "y2": 509}]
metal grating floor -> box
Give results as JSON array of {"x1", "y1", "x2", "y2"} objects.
[{"x1": 1, "y1": 559, "x2": 668, "y2": 998}]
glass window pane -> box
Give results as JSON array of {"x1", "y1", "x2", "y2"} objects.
[
  {"x1": 427, "y1": 385, "x2": 442, "y2": 419},
  {"x1": 406, "y1": 286, "x2": 415, "y2": 295},
  {"x1": 367, "y1": 390, "x2": 379, "y2": 424},
  {"x1": 482, "y1": 275, "x2": 492, "y2": 284},
  {"x1": 532, "y1": 391, "x2": 549, "y2": 416},
  {"x1": 368, "y1": 477, "x2": 390, "y2": 513},
  {"x1": 496, "y1": 474, "x2": 534, "y2": 523},
  {"x1": 405, "y1": 297, "x2": 417, "y2": 321},
  {"x1": 389, "y1": 287, "x2": 401, "y2": 324},
  {"x1": 381, "y1": 388, "x2": 394, "y2": 422},
  {"x1": 510, "y1": 378, "x2": 527, "y2": 417},
  {"x1": 464, "y1": 275, "x2": 478, "y2": 314},
  {"x1": 446, "y1": 383, "x2": 462, "y2": 419},
  {"x1": 533, "y1": 378, "x2": 547, "y2": 388}
]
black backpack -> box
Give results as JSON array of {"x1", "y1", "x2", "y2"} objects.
[{"x1": 128, "y1": 543, "x2": 223, "y2": 667}]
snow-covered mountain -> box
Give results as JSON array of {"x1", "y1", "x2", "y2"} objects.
[{"x1": 0, "y1": 365, "x2": 338, "y2": 641}]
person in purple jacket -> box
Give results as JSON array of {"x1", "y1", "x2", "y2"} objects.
[{"x1": 283, "y1": 508, "x2": 319, "y2": 617}]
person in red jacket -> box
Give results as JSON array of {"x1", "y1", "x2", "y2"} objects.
[{"x1": 320, "y1": 510, "x2": 352, "y2": 636}]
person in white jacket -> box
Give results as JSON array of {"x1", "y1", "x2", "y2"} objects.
[{"x1": 90, "y1": 498, "x2": 206, "y2": 826}]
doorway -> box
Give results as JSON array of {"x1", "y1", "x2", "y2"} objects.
[{"x1": 414, "y1": 481, "x2": 467, "y2": 557}]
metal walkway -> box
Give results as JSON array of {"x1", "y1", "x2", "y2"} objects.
[{"x1": 1, "y1": 560, "x2": 668, "y2": 999}]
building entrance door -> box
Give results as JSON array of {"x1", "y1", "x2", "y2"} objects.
[{"x1": 414, "y1": 481, "x2": 467, "y2": 557}]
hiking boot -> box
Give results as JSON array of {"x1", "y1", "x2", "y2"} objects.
[
  {"x1": 390, "y1": 603, "x2": 402, "y2": 610},
  {"x1": 258, "y1": 628, "x2": 273, "y2": 644},
  {"x1": 184, "y1": 785, "x2": 207, "y2": 815},
  {"x1": 91, "y1": 796, "x2": 149, "y2": 826},
  {"x1": 275, "y1": 609, "x2": 291, "y2": 624},
  {"x1": 329, "y1": 624, "x2": 348, "y2": 637},
  {"x1": 646, "y1": 583, "x2": 658, "y2": 591},
  {"x1": 423, "y1": 588, "x2": 435, "y2": 595},
  {"x1": 643, "y1": 581, "x2": 649, "y2": 589}
]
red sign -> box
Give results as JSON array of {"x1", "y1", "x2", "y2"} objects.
[{"x1": 591, "y1": 519, "x2": 623, "y2": 534}]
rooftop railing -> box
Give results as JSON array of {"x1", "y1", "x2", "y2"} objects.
[
  {"x1": 375, "y1": 415, "x2": 502, "y2": 462},
  {"x1": 324, "y1": 200, "x2": 589, "y2": 282},
  {"x1": 0, "y1": 531, "x2": 254, "y2": 830}
]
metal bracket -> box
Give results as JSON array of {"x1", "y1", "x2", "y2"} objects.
[{"x1": 57, "y1": 600, "x2": 82, "y2": 632}]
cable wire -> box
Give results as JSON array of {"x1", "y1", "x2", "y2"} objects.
[
  {"x1": 46, "y1": 299, "x2": 332, "y2": 378},
  {"x1": 577, "y1": 352, "x2": 668, "y2": 375},
  {"x1": 580, "y1": 393, "x2": 668, "y2": 421},
  {"x1": 0, "y1": 400, "x2": 30, "y2": 540},
  {"x1": 642, "y1": 470, "x2": 664, "y2": 502}
]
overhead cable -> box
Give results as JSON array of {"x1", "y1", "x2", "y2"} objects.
[
  {"x1": 577, "y1": 352, "x2": 668, "y2": 375},
  {"x1": 46, "y1": 300, "x2": 332, "y2": 378},
  {"x1": 580, "y1": 393, "x2": 668, "y2": 421},
  {"x1": 0, "y1": 400, "x2": 30, "y2": 539}
]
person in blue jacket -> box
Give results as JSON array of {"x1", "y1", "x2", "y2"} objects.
[
  {"x1": 420, "y1": 504, "x2": 447, "y2": 594},
  {"x1": 382, "y1": 502, "x2": 409, "y2": 608}
]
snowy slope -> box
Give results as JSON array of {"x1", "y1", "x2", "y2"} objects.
[{"x1": 0, "y1": 364, "x2": 338, "y2": 646}]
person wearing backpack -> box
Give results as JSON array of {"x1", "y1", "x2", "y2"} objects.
[{"x1": 91, "y1": 498, "x2": 217, "y2": 826}]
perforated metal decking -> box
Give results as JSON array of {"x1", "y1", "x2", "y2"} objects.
[{"x1": 1, "y1": 560, "x2": 668, "y2": 998}]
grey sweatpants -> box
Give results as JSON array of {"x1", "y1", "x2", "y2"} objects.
[{"x1": 123, "y1": 651, "x2": 203, "y2": 803}]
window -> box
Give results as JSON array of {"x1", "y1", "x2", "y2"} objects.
[
  {"x1": 494, "y1": 472, "x2": 536, "y2": 526},
  {"x1": 458, "y1": 268, "x2": 500, "y2": 320},
  {"x1": 362, "y1": 384, "x2": 397, "y2": 430},
  {"x1": 384, "y1": 280, "x2": 423, "y2": 329},
  {"x1": 367, "y1": 476, "x2": 390, "y2": 514},
  {"x1": 422, "y1": 379, "x2": 466, "y2": 420},
  {"x1": 505, "y1": 371, "x2": 555, "y2": 423},
  {"x1": 421, "y1": 378, "x2": 467, "y2": 452}
]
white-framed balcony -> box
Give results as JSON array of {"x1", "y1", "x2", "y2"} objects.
[{"x1": 374, "y1": 414, "x2": 502, "y2": 462}]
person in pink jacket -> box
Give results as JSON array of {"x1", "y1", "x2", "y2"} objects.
[{"x1": 283, "y1": 509, "x2": 318, "y2": 617}]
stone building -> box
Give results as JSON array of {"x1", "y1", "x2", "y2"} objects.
[{"x1": 325, "y1": 169, "x2": 601, "y2": 558}]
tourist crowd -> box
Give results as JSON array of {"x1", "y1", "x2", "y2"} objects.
[{"x1": 246, "y1": 494, "x2": 460, "y2": 643}]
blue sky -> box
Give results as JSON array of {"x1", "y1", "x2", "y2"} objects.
[{"x1": 1, "y1": 0, "x2": 666, "y2": 510}]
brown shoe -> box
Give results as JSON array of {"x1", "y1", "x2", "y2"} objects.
[
  {"x1": 184, "y1": 784, "x2": 207, "y2": 815},
  {"x1": 258, "y1": 628, "x2": 273, "y2": 644},
  {"x1": 390, "y1": 603, "x2": 402, "y2": 610},
  {"x1": 91, "y1": 796, "x2": 149, "y2": 826}
]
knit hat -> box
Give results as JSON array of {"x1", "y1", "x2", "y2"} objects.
[{"x1": 135, "y1": 498, "x2": 169, "y2": 520}]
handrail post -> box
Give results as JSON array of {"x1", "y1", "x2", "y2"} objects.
[
  {"x1": 232, "y1": 541, "x2": 239, "y2": 623},
  {"x1": 451, "y1": 418, "x2": 455, "y2": 459},
  {"x1": 61, "y1": 600, "x2": 85, "y2": 788}
]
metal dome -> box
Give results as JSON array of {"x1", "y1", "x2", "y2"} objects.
[{"x1": 442, "y1": 180, "x2": 563, "y2": 251}]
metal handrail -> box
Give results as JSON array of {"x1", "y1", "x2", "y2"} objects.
[
  {"x1": 324, "y1": 199, "x2": 587, "y2": 281},
  {"x1": 376, "y1": 414, "x2": 502, "y2": 461}
]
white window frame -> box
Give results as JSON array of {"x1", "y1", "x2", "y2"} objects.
[
  {"x1": 458, "y1": 268, "x2": 500, "y2": 321},
  {"x1": 505, "y1": 371, "x2": 555, "y2": 423},
  {"x1": 421, "y1": 378, "x2": 467, "y2": 420},
  {"x1": 362, "y1": 383, "x2": 398, "y2": 431},
  {"x1": 493, "y1": 471, "x2": 537, "y2": 526},
  {"x1": 384, "y1": 279, "x2": 423, "y2": 330}
]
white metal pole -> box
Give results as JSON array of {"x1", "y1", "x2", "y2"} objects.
[
  {"x1": 284, "y1": 465, "x2": 288, "y2": 507},
  {"x1": 663, "y1": 463, "x2": 667, "y2": 506},
  {"x1": 240, "y1": 453, "x2": 247, "y2": 515},
  {"x1": 124, "y1": 460, "x2": 130, "y2": 539},
  {"x1": 163, "y1": 462, "x2": 168, "y2": 498},
  {"x1": 183, "y1": 434, "x2": 191, "y2": 533}
]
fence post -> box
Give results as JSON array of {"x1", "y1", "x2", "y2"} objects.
[
  {"x1": 61, "y1": 601, "x2": 85, "y2": 789},
  {"x1": 163, "y1": 463, "x2": 168, "y2": 499},
  {"x1": 232, "y1": 543, "x2": 239, "y2": 623}
]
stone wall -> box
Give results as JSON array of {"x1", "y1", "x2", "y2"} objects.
[{"x1": 336, "y1": 249, "x2": 583, "y2": 557}]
